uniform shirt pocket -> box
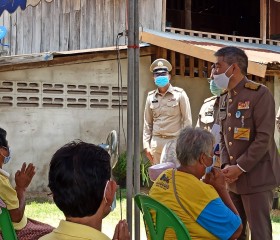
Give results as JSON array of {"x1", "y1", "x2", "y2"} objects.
[
  {"x1": 241, "y1": 110, "x2": 253, "y2": 128},
  {"x1": 166, "y1": 99, "x2": 179, "y2": 116},
  {"x1": 150, "y1": 102, "x2": 160, "y2": 118}
]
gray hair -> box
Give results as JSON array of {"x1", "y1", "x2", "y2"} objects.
[
  {"x1": 214, "y1": 46, "x2": 248, "y2": 75},
  {"x1": 176, "y1": 127, "x2": 214, "y2": 166}
]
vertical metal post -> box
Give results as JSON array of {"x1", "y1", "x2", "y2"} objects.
[
  {"x1": 127, "y1": 0, "x2": 135, "y2": 238},
  {"x1": 134, "y1": 0, "x2": 140, "y2": 238},
  {"x1": 260, "y1": 0, "x2": 267, "y2": 43}
]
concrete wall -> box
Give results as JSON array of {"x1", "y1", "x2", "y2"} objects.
[{"x1": 0, "y1": 56, "x2": 151, "y2": 191}]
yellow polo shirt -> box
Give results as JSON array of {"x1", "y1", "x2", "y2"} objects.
[
  {"x1": 39, "y1": 220, "x2": 111, "y2": 240},
  {"x1": 0, "y1": 169, "x2": 27, "y2": 230}
]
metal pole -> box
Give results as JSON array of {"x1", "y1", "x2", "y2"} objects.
[
  {"x1": 127, "y1": 0, "x2": 135, "y2": 238},
  {"x1": 134, "y1": 0, "x2": 140, "y2": 237}
]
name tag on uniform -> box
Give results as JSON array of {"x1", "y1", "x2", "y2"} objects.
[
  {"x1": 205, "y1": 111, "x2": 213, "y2": 116},
  {"x1": 152, "y1": 100, "x2": 158, "y2": 103},
  {"x1": 234, "y1": 127, "x2": 250, "y2": 141}
]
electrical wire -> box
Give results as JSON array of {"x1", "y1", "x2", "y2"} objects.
[{"x1": 115, "y1": 31, "x2": 127, "y2": 220}]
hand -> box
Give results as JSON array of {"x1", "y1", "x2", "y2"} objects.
[
  {"x1": 204, "y1": 168, "x2": 226, "y2": 191},
  {"x1": 112, "y1": 220, "x2": 130, "y2": 240},
  {"x1": 144, "y1": 148, "x2": 154, "y2": 164},
  {"x1": 221, "y1": 165, "x2": 242, "y2": 184},
  {"x1": 15, "y1": 163, "x2": 35, "y2": 190}
]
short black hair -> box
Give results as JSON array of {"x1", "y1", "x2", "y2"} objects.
[
  {"x1": 214, "y1": 46, "x2": 248, "y2": 75},
  {"x1": 0, "y1": 128, "x2": 8, "y2": 148},
  {"x1": 48, "y1": 140, "x2": 111, "y2": 218}
]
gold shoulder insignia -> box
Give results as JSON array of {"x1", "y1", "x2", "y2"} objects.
[{"x1": 245, "y1": 82, "x2": 261, "y2": 91}]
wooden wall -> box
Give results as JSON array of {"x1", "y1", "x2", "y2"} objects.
[{"x1": 0, "y1": 0, "x2": 162, "y2": 55}]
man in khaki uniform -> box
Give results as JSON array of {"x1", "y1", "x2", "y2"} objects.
[
  {"x1": 276, "y1": 106, "x2": 280, "y2": 132},
  {"x1": 196, "y1": 68, "x2": 222, "y2": 167},
  {"x1": 213, "y1": 46, "x2": 280, "y2": 240},
  {"x1": 143, "y1": 58, "x2": 192, "y2": 164}
]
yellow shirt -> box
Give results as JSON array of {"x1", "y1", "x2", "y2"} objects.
[
  {"x1": 39, "y1": 220, "x2": 111, "y2": 240},
  {"x1": 149, "y1": 169, "x2": 241, "y2": 240},
  {"x1": 0, "y1": 169, "x2": 27, "y2": 230}
]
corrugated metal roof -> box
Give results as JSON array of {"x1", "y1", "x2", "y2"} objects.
[{"x1": 141, "y1": 28, "x2": 280, "y2": 77}]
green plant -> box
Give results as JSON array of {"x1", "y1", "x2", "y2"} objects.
[
  {"x1": 113, "y1": 151, "x2": 127, "y2": 187},
  {"x1": 112, "y1": 151, "x2": 151, "y2": 188},
  {"x1": 140, "y1": 152, "x2": 151, "y2": 187}
]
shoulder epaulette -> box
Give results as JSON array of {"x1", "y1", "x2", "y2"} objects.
[
  {"x1": 204, "y1": 96, "x2": 217, "y2": 103},
  {"x1": 173, "y1": 87, "x2": 183, "y2": 92},
  {"x1": 245, "y1": 82, "x2": 261, "y2": 91},
  {"x1": 148, "y1": 90, "x2": 156, "y2": 95}
]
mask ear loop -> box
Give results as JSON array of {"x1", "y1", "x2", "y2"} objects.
[
  {"x1": 103, "y1": 180, "x2": 110, "y2": 204},
  {"x1": 104, "y1": 180, "x2": 121, "y2": 214}
]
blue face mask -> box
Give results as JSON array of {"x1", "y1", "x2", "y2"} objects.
[
  {"x1": 203, "y1": 155, "x2": 216, "y2": 174},
  {"x1": 209, "y1": 80, "x2": 223, "y2": 96},
  {"x1": 154, "y1": 76, "x2": 169, "y2": 88},
  {"x1": 1, "y1": 147, "x2": 11, "y2": 164}
]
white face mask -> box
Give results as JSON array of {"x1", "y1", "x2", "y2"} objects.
[{"x1": 213, "y1": 65, "x2": 233, "y2": 90}]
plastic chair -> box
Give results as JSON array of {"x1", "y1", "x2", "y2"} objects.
[
  {"x1": 0, "y1": 198, "x2": 17, "y2": 240},
  {"x1": 135, "y1": 194, "x2": 191, "y2": 240}
]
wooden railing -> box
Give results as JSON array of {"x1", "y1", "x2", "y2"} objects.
[{"x1": 165, "y1": 27, "x2": 280, "y2": 46}]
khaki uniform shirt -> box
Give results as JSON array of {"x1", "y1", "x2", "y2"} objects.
[
  {"x1": 143, "y1": 84, "x2": 192, "y2": 149},
  {"x1": 219, "y1": 77, "x2": 280, "y2": 194},
  {"x1": 276, "y1": 106, "x2": 280, "y2": 133},
  {"x1": 196, "y1": 96, "x2": 219, "y2": 131}
]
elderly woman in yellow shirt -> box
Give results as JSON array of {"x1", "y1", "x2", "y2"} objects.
[{"x1": 0, "y1": 127, "x2": 53, "y2": 240}]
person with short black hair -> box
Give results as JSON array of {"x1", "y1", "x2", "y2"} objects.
[
  {"x1": 0, "y1": 127, "x2": 53, "y2": 240},
  {"x1": 39, "y1": 140, "x2": 129, "y2": 240}
]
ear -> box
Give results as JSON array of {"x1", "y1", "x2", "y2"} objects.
[
  {"x1": 104, "y1": 180, "x2": 117, "y2": 205},
  {"x1": 232, "y1": 63, "x2": 239, "y2": 74},
  {"x1": 198, "y1": 153, "x2": 205, "y2": 165}
]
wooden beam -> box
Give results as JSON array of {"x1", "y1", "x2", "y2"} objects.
[
  {"x1": 171, "y1": 51, "x2": 176, "y2": 76},
  {"x1": 161, "y1": 0, "x2": 166, "y2": 31},
  {"x1": 207, "y1": 61, "x2": 212, "y2": 77},
  {"x1": 266, "y1": 70, "x2": 280, "y2": 76},
  {"x1": 180, "y1": 54, "x2": 185, "y2": 76},
  {"x1": 161, "y1": 48, "x2": 167, "y2": 59},
  {"x1": 198, "y1": 59, "x2": 204, "y2": 78},
  {"x1": 189, "y1": 57, "x2": 194, "y2": 77},
  {"x1": 260, "y1": 0, "x2": 267, "y2": 43}
]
